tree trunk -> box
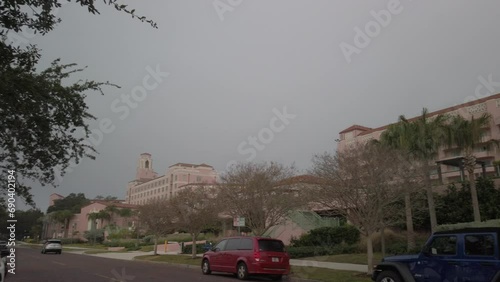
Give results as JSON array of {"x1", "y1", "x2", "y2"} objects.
[
  {"x1": 424, "y1": 163, "x2": 437, "y2": 232},
  {"x1": 380, "y1": 226, "x2": 386, "y2": 258},
  {"x1": 464, "y1": 153, "x2": 481, "y2": 222},
  {"x1": 191, "y1": 233, "x2": 197, "y2": 259},
  {"x1": 404, "y1": 191, "x2": 416, "y2": 251},
  {"x1": 366, "y1": 232, "x2": 374, "y2": 275},
  {"x1": 153, "y1": 236, "x2": 158, "y2": 255},
  {"x1": 468, "y1": 168, "x2": 481, "y2": 222},
  {"x1": 64, "y1": 219, "x2": 69, "y2": 238}
]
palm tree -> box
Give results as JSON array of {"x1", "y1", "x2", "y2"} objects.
[
  {"x1": 444, "y1": 113, "x2": 497, "y2": 222},
  {"x1": 104, "y1": 205, "x2": 119, "y2": 228},
  {"x1": 51, "y1": 210, "x2": 74, "y2": 238},
  {"x1": 379, "y1": 122, "x2": 417, "y2": 250},
  {"x1": 87, "y1": 212, "x2": 100, "y2": 231},
  {"x1": 380, "y1": 108, "x2": 447, "y2": 233}
]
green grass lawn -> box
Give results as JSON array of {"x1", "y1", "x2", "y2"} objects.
[
  {"x1": 299, "y1": 253, "x2": 384, "y2": 265},
  {"x1": 291, "y1": 266, "x2": 371, "y2": 282},
  {"x1": 135, "y1": 255, "x2": 371, "y2": 282}
]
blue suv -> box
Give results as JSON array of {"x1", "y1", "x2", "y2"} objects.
[{"x1": 372, "y1": 228, "x2": 500, "y2": 282}]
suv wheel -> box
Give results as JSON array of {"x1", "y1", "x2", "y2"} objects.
[
  {"x1": 376, "y1": 270, "x2": 402, "y2": 282},
  {"x1": 201, "y1": 259, "x2": 211, "y2": 275},
  {"x1": 236, "y1": 262, "x2": 248, "y2": 280}
]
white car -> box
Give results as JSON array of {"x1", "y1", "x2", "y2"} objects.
[
  {"x1": 41, "y1": 239, "x2": 62, "y2": 254},
  {"x1": 0, "y1": 247, "x2": 7, "y2": 282},
  {"x1": 0, "y1": 240, "x2": 8, "y2": 281}
]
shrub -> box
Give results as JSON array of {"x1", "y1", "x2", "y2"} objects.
[
  {"x1": 182, "y1": 243, "x2": 206, "y2": 254},
  {"x1": 142, "y1": 235, "x2": 155, "y2": 244},
  {"x1": 83, "y1": 229, "x2": 105, "y2": 244},
  {"x1": 59, "y1": 238, "x2": 85, "y2": 244},
  {"x1": 286, "y1": 243, "x2": 358, "y2": 259},
  {"x1": 290, "y1": 225, "x2": 360, "y2": 247},
  {"x1": 107, "y1": 229, "x2": 132, "y2": 240}
]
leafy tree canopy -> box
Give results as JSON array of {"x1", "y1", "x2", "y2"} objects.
[
  {"x1": 47, "y1": 193, "x2": 90, "y2": 213},
  {"x1": 0, "y1": 1, "x2": 155, "y2": 206}
]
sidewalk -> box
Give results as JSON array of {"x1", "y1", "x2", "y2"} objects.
[{"x1": 83, "y1": 250, "x2": 368, "y2": 273}]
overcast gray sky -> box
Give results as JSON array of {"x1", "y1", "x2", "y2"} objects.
[{"x1": 22, "y1": 0, "x2": 500, "y2": 211}]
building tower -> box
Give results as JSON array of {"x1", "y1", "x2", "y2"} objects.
[{"x1": 135, "y1": 153, "x2": 157, "y2": 180}]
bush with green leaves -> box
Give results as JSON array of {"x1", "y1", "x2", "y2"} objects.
[
  {"x1": 290, "y1": 225, "x2": 360, "y2": 247},
  {"x1": 83, "y1": 229, "x2": 105, "y2": 244},
  {"x1": 59, "y1": 238, "x2": 85, "y2": 244},
  {"x1": 182, "y1": 243, "x2": 206, "y2": 254},
  {"x1": 436, "y1": 177, "x2": 500, "y2": 225},
  {"x1": 286, "y1": 243, "x2": 358, "y2": 259},
  {"x1": 106, "y1": 228, "x2": 132, "y2": 240}
]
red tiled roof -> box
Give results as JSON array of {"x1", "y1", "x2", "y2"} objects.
[
  {"x1": 169, "y1": 162, "x2": 214, "y2": 168},
  {"x1": 338, "y1": 125, "x2": 372, "y2": 134},
  {"x1": 90, "y1": 200, "x2": 138, "y2": 209}
]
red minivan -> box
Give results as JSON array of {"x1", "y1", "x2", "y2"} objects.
[{"x1": 201, "y1": 236, "x2": 290, "y2": 281}]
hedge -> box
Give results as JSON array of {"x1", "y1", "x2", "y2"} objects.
[
  {"x1": 286, "y1": 244, "x2": 358, "y2": 259},
  {"x1": 290, "y1": 225, "x2": 360, "y2": 247},
  {"x1": 182, "y1": 243, "x2": 207, "y2": 254}
]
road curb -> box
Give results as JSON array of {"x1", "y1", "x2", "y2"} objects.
[{"x1": 132, "y1": 257, "x2": 321, "y2": 282}]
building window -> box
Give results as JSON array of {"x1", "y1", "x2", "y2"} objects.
[
  {"x1": 196, "y1": 176, "x2": 202, "y2": 182},
  {"x1": 174, "y1": 175, "x2": 177, "y2": 181}
]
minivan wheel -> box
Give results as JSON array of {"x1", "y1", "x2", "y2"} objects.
[
  {"x1": 236, "y1": 262, "x2": 248, "y2": 280},
  {"x1": 270, "y1": 274, "x2": 283, "y2": 281},
  {"x1": 201, "y1": 259, "x2": 211, "y2": 275},
  {"x1": 376, "y1": 270, "x2": 402, "y2": 282}
]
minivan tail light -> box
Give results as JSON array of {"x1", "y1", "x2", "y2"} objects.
[{"x1": 254, "y1": 252, "x2": 261, "y2": 262}]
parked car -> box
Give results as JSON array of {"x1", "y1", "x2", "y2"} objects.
[
  {"x1": 41, "y1": 239, "x2": 62, "y2": 254},
  {"x1": 201, "y1": 236, "x2": 290, "y2": 281},
  {"x1": 372, "y1": 227, "x2": 500, "y2": 282},
  {"x1": 0, "y1": 251, "x2": 6, "y2": 282},
  {"x1": 0, "y1": 242, "x2": 7, "y2": 282}
]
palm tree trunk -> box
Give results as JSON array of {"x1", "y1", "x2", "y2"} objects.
[
  {"x1": 64, "y1": 219, "x2": 69, "y2": 238},
  {"x1": 404, "y1": 191, "x2": 416, "y2": 251},
  {"x1": 424, "y1": 163, "x2": 438, "y2": 232},
  {"x1": 468, "y1": 169, "x2": 481, "y2": 222}
]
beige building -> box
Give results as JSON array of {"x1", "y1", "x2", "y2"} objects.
[
  {"x1": 126, "y1": 153, "x2": 218, "y2": 205},
  {"x1": 337, "y1": 93, "x2": 500, "y2": 184}
]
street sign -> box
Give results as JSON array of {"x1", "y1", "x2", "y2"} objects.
[{"x1": 233, "y1": 217, "x2": 245, "y2": 227}]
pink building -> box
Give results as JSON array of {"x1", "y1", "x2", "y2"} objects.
[
  {"x1": 337, "y1": 93, "x2": 500, "y2": 184},
  {"x1": 44, "y1": 194, "x2": 137, "y2": 240},
  {"x1": 126, "y1": 153, "x2": 218, "y2": 205}
]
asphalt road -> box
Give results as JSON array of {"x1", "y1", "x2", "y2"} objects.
[{"x1": 7, "y1": 247, "x2": 286, "y2": 282}]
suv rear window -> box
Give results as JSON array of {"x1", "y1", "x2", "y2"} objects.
[
  {"x1": 48, "y1": 240, "x2": 61, "y2": 244},
  {"x1": 258, "y1": 239, "x2": 284, "y2": 252}
]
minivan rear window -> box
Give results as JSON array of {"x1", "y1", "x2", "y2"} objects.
[{"x1": 258, "y1": 239, "x2": 284, "y2": 252}]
